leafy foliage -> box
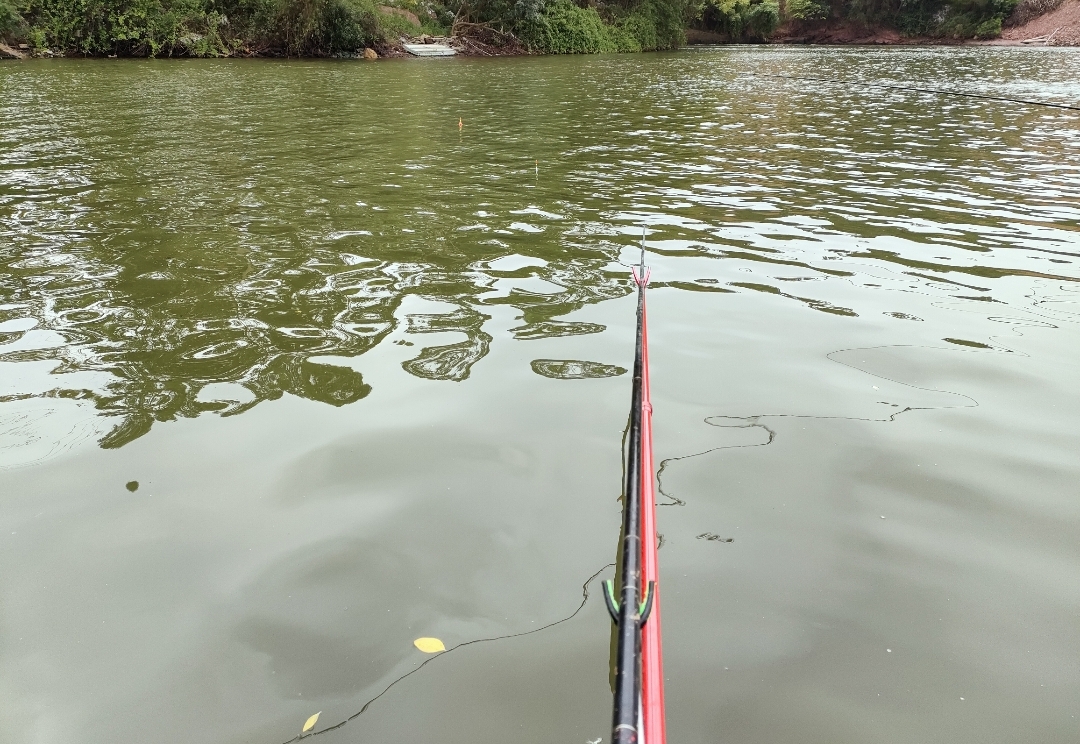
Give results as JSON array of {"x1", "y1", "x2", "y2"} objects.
[
  {"x1": 692, "y1": 0, "x2": 1021, "y2": 39},
  {"x1": 800, "y1": 0, "x2": 1018, "y2": 38},
  {"x1": 684, "y1": 0, "x2": 1019, "y2": 39},
  {"x1": 2, "y1": 0, "x2": 688, "y2": 53},
  {"x1": 9, "y1": 0, "x2": 225, "y2": 54},
  {"x1": 786, "y1": 0, "x2": 828, "y2": 20},
  {"x1": 2, "y1": 0, "x2": 381, "y2": 54},
  {"x1": 516, "y1": 0, "x2": 685, "y2": 53},
  {"x1": 0, "y1": 0, "x2": 1032, "y2": 53},
  {"x1": 624, "y1": 0, "x2": 686, "y2": 49},
  {"x1": 377, "y1": 7, "x2": 421, "y2": 37},
  {"x1": 1, "y1": 0, "x2": 24, "y2": 36},
  {"x1": 275, "y1": 0, "x2": 379, "y2": 54},
  {"x1": 517, "y1": 0, "x2": 618, "y2": 52},
  {"x1": 891, "y1": 0, "x2": 1018, "y2": 37},
  {"x1": 695, "y1": 0, "x2": 779, "y2": 38}
]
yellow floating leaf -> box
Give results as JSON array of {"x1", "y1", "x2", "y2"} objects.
[
  {"x1": 302, "y1": 712, "x2": 321, "y2": 733},
  {"x1": 413, "y1": 637, "x2": 446, "y2": 653}
]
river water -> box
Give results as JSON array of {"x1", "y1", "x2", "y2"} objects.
[{"x1": 1, "y1": 47, "x2": 1078, "y2": 744}]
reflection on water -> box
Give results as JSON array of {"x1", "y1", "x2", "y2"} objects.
[
  {"x1": 530, "y1": 358, "x2": 627, "y2": 379},
  {"x1": 1, "y1": 47, "x2": 1079, "y2": 744},
  {"x1": 1, "y1": 51, "x2": 1078, "y2": 455}
]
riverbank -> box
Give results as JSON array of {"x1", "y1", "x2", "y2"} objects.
[
  {"x1": 0, "y1": 0, "x2": 683, "y2": 59},
  {"x1": 2, "y1": 0, "x2": 1079, "y2": 60},
  {"x1": 999, "y1": 0, "x2": 1080, "y2": 44},
  {"x1": 0, "y1": 28, "x2": 529, "y2": 60},
  {"x1": 683, "y1": 0, "x2": 1080, "y2": 47},
  {"x1": 779, "y1": 1, "x2": 1080, "y2": 45}
]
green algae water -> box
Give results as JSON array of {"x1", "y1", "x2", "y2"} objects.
[{"x1": 1, "y1": 47, "x2": 1079, "y2": 744}]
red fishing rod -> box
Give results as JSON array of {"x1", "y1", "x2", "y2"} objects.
[{"x1": 604, "y1": 235, "x2": 666, "y2": 744}]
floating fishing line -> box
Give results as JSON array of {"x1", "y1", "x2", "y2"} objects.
[{"x1": 280, "y1": 563, "x2": 614, "y2": 743}]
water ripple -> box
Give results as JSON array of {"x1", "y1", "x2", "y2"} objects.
[{"x1": 0, "y1": 49, "x2": 1078, "y2": 454}]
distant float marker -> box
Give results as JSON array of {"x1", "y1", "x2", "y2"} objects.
[
  {"x1": 413, "y1": 637, "x2": 446, "y2": 653},
  {"x1": 458, "y1": 117, "x2": 463, "y2": 130},
  {"x1": 302, "y1": 712, "x2": 321, "y2": 733}
]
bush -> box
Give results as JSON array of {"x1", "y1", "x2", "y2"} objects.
[
  {"x1": 8, "y1": 0, "x2": 686, "y2": 54},
  {"x1": 518, "y1": 0, "x2": 618, "y2": 53},
  {"x1": 276, "y1": 0, "x2": 379, "y2": 54},
  {"x1": 419, "y1": 16, "x2": 449, "y2": 35},
  {"x1": 376, "y1": 6, "x2": 420, "y2": 39},
  {"x1": 689, "y1": 0, "x2": 1014, "y2": 39},
  {"x1": 9, "y1": 0, "x2": 378, "y2": 55},
  {"x1": 517, "y1": 0, "x2": 684, "y2": 53},
  {"x1": 1, "y1": 0, "x2": 24, "y2": 37},
  {"x1": 895, "y1": 0, "x2": 1016, "y2": 38},
  {"x1": 745, "y1": 0, "x2": 779, "y2": 33},
  {"x1": 786, "y1": 0, "x2": 829, "y2": 19},
  {"x1": 624, "y1": 0, "x2": 685, "y2": 48},
  {"x1": 699, "y1": 0, "x2": 779, "y2": 38},
  {"x1": 843, "y1": 0, "x2": 896, "y2": 27},
  {"x1": 972, "y1": 14, "x2": 1000, "y2": 35},
  {"x1": 620, "y1": 10, "x2": 655, "y2": 49},
  {"x1": 15, "y1": 0, "x2": 234, "y2": 55}
]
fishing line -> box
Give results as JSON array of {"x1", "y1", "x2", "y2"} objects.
[
  {"x1": 282, "y1": 563, "x2": 614, "y2": 743},
  {"x1": 761, "y1": 73, "x2": 1080, "y2": 112},
  {"x1": 654, "y1": 342, "x2": 984, "y2": 517}
]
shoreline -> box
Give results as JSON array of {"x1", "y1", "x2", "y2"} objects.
[
  {"x1": 4, "y1": 18, "x2": 1079, "y2": 61},
  {"x1": 3, "y1": 41, "x2": 1076, "y2": 62},
  {"x1": 2, "y1": 0, "x2": 1078, "y2": 60},
  {"x1": 3, "y1": 38, "x2": 1076, "y2": 61}
]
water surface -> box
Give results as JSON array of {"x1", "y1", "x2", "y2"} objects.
[{"x1": 1, "y1": 47, "x2": 1079, "y2": 744}]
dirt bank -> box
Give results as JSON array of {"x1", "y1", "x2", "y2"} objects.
[{"x1": 999, "y1": 0, "x2": 1080, "y2": 44}]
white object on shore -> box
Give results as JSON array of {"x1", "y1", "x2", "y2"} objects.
[{"x1": 403, "y1": 43, "x2": 456, "y2": 57}]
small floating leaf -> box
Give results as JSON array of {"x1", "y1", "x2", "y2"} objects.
[
  {"x1": 413, "y1": 637, "x2": 446, "y2": 653},
  {"x1": 302, "y1": 712, "x2": 321, "y2": 733}
]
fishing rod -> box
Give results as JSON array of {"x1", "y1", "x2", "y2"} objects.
[
  {"x1": 761, "y1": 73, "x2": 1080, "y2": 112},
  {"x1": 604, "y1": 232, "x2": 666, "y2": 744}
]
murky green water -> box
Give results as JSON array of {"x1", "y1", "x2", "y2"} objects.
[{"x1": 1, "y1": 47, "x2": 1079, "y2": 744}]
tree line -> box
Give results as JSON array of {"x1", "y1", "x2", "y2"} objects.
[{"x1": 0, "y1": 0, "x2": 1021, "y2": 58}]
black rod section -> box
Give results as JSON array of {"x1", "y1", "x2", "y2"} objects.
[{"x1": 612, "y1": 245, "x2": 647, "y2": 744}]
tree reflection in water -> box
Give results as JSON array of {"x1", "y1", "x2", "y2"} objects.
[{"x1": 0, "y1": 238, "x2": 626, "y2": 448}]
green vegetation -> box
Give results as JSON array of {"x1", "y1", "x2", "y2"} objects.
[
  {"x1": 688, "y1": 0, "x2": 1019, "y2": 39},
  {"x1": 0, "y1": 0, "x2": 1034, "y2": 55},
  {"x1": 886, "y1": 0, "x2": 1020, "y2": 38},
  {"x1": 0, "y1": 0, "x2": 690, "y2": 55},
  {"x1": 480, "y1": 0, "x2": 687, "y2": 53},
  {"x1": 0, "y1": 0, "x2": 385, "y2": 55},
  {"x1": 692, "y1": 0, "x2": 779, "y2": 38},
  {"x1": 517, "y1": 1, "x2": 625, "y2": 53},
  {"x1": 376, "y1": 7, "x2": 433, "y2": 38},
  {"x1": 1, "y1": 0, "x2": 23, "y2": 37},
  {"x1": 784, "y1": 0, "x2": 826, "y2": 20}
]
